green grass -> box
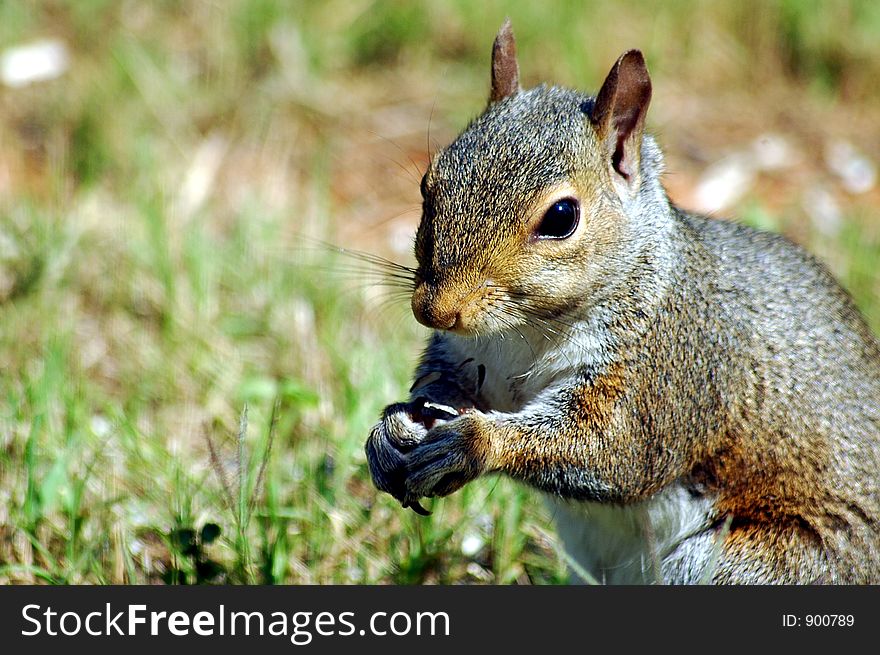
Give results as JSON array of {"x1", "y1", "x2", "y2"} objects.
[
  {"x1": 1, "y1": 1, "x2": 878, "y2": 584},
  {"x1": 0, "y1": 196, "x2": 564, "y2": 583}
]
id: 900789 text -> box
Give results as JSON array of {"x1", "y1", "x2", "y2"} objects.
[{"x1": 782, "y1": 614, "x2": 854, "y2": 628}]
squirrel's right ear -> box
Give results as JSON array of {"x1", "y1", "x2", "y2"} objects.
[
  {"x1": 489, "y1": 19, "x2": 520, "y2": 103},
  {"x1": 590, "y1": 50, "x2": 652, "y2": 189}
]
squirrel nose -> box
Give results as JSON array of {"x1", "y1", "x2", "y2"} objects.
[{"x1": 411, "y1": 284, "x2": 459, "y2": 330}]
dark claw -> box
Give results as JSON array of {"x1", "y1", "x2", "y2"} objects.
[{"x1": 402, "y1": 499, "x2": 431, "y2": 516}]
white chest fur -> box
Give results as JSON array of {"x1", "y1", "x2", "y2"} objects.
[
  {"x1": 547, "y1": 483, "x2": 717, "y2": 584},
  {"x1": 444, "y1": 310, "x2": 614, "y2": 412}
]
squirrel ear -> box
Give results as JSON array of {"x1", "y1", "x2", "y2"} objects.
[
  {"x1": 489, "y1": 18, "x2": 520, "y2": 103},
  {"x1": 590, "y1": 50, "x2": 652, "y2": 184}
]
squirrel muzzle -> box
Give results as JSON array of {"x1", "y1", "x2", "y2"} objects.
[
  {"x1": 412, "y1": 276, "x2": 497, "y2": 334},
  {"x1": 411, "y1": 282, "x2": 460, "y2": 331}
]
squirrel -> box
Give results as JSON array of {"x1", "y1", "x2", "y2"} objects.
[{"x1": 364, "y1": 20, "x2": 880, "y2": 584}]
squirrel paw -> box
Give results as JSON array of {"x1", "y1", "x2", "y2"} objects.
[
  {"x1": 405, "y1": 412, "x2": 491, "y2": 500},
  {"x1": 365, "y1": 402, "x2": 427, "y2": 504}
]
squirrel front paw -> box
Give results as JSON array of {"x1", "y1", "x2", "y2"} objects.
[
  {"x1": 365, "y1": 402, "x2": 428, "y2": 503},
  {"x1": 405, "y1": 412, "x2": 493, "y2": 500},
  {"x1": 366, "y1": 399, "x2": 465, "y2": 514}
]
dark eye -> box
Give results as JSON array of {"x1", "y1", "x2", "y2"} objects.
[{"x1": 535, "y1": 198, "x2": 580, "y2": 239}]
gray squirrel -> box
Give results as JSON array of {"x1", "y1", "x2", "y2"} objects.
[{"x1": 364, "y1": 20, "x2": 880, "y2": 584}]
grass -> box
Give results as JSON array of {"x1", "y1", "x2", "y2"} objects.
[{"x1": 0, "y1": 0, "x2": 878, "y2": 584}]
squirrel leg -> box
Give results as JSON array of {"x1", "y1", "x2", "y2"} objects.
[
  {"x1": 709, "y1": 522, "x2": 840, "y2": 584},
  {"x1": 405, "y1": 365, "x2": 677, "y2": 503}
]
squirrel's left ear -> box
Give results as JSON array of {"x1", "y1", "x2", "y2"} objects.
[
  {"x1": 489, "y1": 18, "x2": 520, "y2": 103},
  {"x1": 590, "y1": 50, "x2": 652, "y2": 187}
]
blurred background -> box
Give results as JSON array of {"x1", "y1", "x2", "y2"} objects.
[{"x1": 1, "y1": 0, "x2": 878, "y2": 584}]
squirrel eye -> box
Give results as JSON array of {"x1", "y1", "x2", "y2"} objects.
[{"x1": 535, "y1": 198, "x2": 580, "y2": 239}]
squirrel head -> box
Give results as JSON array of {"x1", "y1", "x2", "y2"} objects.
[{"x1": 411, "y1": 20, "x2": 662, "y2": 337}]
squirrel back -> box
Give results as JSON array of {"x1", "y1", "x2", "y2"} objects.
[{"x1": 365, "y1": 20, "x2": 880, "y2": 583}]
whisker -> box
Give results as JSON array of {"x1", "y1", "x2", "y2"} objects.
[
  {"x1": 366, "y1": 129, "x2": 426, "y2": 187},
  {"x1": 485, "y1": 301, "x2": 538, "y2": 363},
  {"x1": 293, "y1": 236, "x2": 417, "y2": 274},
  {"x1": 331, "y1": 248, "x2": 417, "y2": 274},
  {"x1": 328, "y1": 269, "x2": 415, "y2": 285},
  {"x1": 364, "y1": 204, "x2": 422, "y2": 231},
  {"x1": 377, "y1": 293, "x2": 413, "y2": 314},
  {"x1": 318, "y1": 266, "x2": 415, "y2": 286}
]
